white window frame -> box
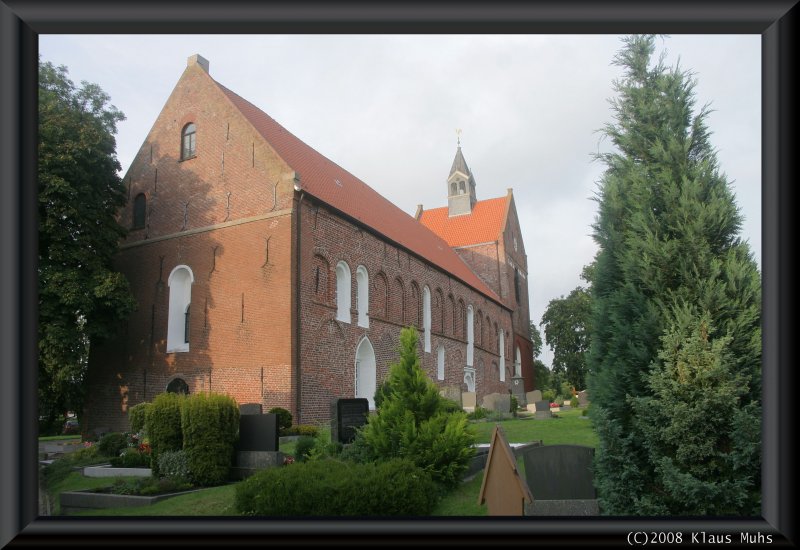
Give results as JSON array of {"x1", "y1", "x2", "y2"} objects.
[
  {"x1": 498, "y1": 328, "x2": 506, "y2": 382},
  {"x1": 356, "y1": 265, "x2": 369, "y2": 328},
  {"x1": 423, "y1": 286, "x2": 431, "y2": 352},
  {"x1": 336, "y1": 261, "x2": 351, "y2": 323},
  {"x1": 466, "y1": 305, "x2": 474, "y2": 366},
  {"x1": 167, "y1": 265, "x2": 194, "y2": 353}
]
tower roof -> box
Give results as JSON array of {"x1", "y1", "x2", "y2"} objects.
[
  {"x1": 418, "y1": 195, "x2": 509, "y2": 247},
  {"x1": 450, "y1": 146, "x2": 471, "y2": 178}
]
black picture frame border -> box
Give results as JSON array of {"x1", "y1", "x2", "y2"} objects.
[{"x1": 1, "y1": 1, "x2": 796, "y2": 546}]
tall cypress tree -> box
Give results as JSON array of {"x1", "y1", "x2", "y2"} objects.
[{"x1": 587, "y1": 35, "x2": 761, "y2": 515}]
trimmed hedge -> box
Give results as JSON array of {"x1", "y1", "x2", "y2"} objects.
[
  {"x1": 235, "y1": 458, "x2": 438, "y2": 516},
  {"x1": 181, "y1": 393, "x2": 240, "y2": 486},
  {"x1": 145, "y1": 392, "x2": 185, "y2": 475},
  {"x1": 267, "y1": 407, "x2": 292, "y2": 434},
  {"x1": 128, "y1": 402, "x2": 151, "y2": 434}
]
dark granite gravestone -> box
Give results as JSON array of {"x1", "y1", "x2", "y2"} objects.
[
  {"x1": 331, "y1": 398, "x2": 369, "y2": 444},
  {"x1": 239, "y1": 403, "x2": 263, "y2": 415},
  {"x1": 236, "y1": 413, "x2": 278, "y2": 452},
  {"x1": 521, "y1": 444, "x2": 596, "y2": 500},
  {"x1": 535, "y1": 400, "x2": 551, "y2": 412}
]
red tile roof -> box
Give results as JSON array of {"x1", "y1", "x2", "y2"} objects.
[
  {"x1": 214, "y1": 80, "x2": 506, "y2": 307},
  {"x1": 417, "y1": 197, "x2": 509, "y2": 248}
]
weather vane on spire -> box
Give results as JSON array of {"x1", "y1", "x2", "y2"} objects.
[{"x1": 456, "y1": 128, "x2": 462, "y2": 147}]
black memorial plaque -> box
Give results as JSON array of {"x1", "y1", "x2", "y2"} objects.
[
  {"x1": 236, "y1": 413, "x2": 278, "y2": 452},
  {"x1": 331, "y1": 398, "x2": 369, "y2": 444},
  {"x1": 522, "y1": 444, "x2": 596, "y2": 500}
]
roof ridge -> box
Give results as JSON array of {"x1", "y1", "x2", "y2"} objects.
[{"x1": 212, "y1": 77, "x2": 507, "y2": 307}]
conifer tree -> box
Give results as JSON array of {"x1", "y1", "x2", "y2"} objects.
[
  {"x1": 361, "y1": 327, "x2": 475, "y2": 487},
  {"x1": 588, "y1": 35, "x2": 761, "y2": 515}
]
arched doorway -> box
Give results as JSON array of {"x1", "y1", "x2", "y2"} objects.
[{"x1": 355, "y1": 337, "x2": 377, "y2": 409}]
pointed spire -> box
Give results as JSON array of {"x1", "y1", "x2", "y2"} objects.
[
  {"x1": 447, "y1": 134, "x2": 477, "y2": 217},
  {"x1": 450, "y1": 146, "x2": 471, "y2": 179}
]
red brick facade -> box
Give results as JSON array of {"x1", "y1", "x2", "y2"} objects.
[{"x1": 83, "y1": 55, "x2": 527, "y2": 432}]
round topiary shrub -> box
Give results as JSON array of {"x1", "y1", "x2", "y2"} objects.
[
  {"x1": 97, "y1": 432, "x2": 128, "y2": 458},
  {"x1": 234, "y1": 458, "x2": 438, "y2": 516},
  {"x1": 267, "y1": 407, "x2": 293, "y2": 435}
]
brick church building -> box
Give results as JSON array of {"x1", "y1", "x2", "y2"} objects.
[{"x1": 84, "y1": 54, "x2": 534, "y2": 431}]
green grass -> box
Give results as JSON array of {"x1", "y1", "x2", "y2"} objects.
[
  {"x1": 470, "y1": 408, "x2": 597, "y2": 447},
  {"x1": 70, "y1": 483, "x2": 239, "y2": 516},
  {"x1": 39, "y1": 435, "x2": 81, "y2": 442}
]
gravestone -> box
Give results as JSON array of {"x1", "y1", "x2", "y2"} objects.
[
  {"x1": 237, "y1": 413, "x2": 278, "y2": 452},
  {"x1": 331, "y1": 398, "x2": 369, "y2": 444},
  {"x1": 534, "y1": 400, "x2": 552, "y2": 419},
  {"x1": 439, "y1": 385, "x2": 462, "y2": 407},
  {"x1": 462, "y1": 392, "x2": 477, "y2": 413},
  {"x1": 239, "y1": 403, "x2": 263, "y2": 415},
  {"x1": 482, "y1": 392, "x2": 511, "y2": 413},
  {"x1": 510, "y1": 376, "x2": 527, "y2": 406},
  {"x1": 577, "y1": 390, "x2": 589, "y2": 407},
  {"x1": 527, "y1": 390, "x2": 543, "y2": 403},
  {"x1": 522, "y1": 444, "x2": 596, "y2": 499},
  {"x1": 232, "y1": 413, "x2": 282, "y2": 479}
]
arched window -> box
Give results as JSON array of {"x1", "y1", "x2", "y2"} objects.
[
  {"x1": 459, "y1": 181, "x2": 466, "y2": 194},
  {"x1": 356, "y1": 265, "x2": 369, "y2": 328},
  {"x1": 336, "y1": 261, "x2": 351, "y2": 323},
  {"x1": 450, "y1": 182, "x2": 457, "y2": 195},
  {"x1": 514, "y1": 268, "x2": 521, "y2": 304},
  {"x1": 181, "y1": 123, "x2": 196, "y2": 160},
  {"x1": 373, "y1": 272, "x2": 388, "y2": 319},
  {"x1": 515, "y1": 346, "x2": 522, "y2": 377},
  {"x1": 466, "y1": 305, "x2": 474, "y2": 366},
  {"x1": 355, "y1": 337, "x2": 377, "y2": 409},
  {"x1": 167, "y1": 265, "x2": 193, "y2": 353},
  {"x1": 498, "y1": 328, "x2": 506, "y2": 382},
  {"x1": 166, "y1": 377, "x2": 189, "y2": 395},
  {"x1": 133, "y1": 193, "x2": 146, "y2": 229},
  {"x1": 423, "y1": 286, "x2": 431, "y2": 353},
  {"x1": 437, "y1": 345, "x2": 445, "y2": 381}
]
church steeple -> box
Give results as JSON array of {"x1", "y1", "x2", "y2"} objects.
[{"x1": 447, "y1": 136, "x2": 477, "y2": 217}]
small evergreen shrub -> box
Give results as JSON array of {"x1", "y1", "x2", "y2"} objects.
[
  {"x1": 109, "y1": 447, "x2": 150, "y2": 468},
  {"x1": 467, "y1": 406, "x2": 488, "y2": 420},
  {"x1": 181, "y1": 392, "x2": 240, "y2": 486},
  {"x1": 145, "y1": 392, "x2": 185, "y2": 475},
  {"x1": 97, "y1": 432, "x2": 128, "y2": 458},
  {"x1": 571, "y1": 396, "x2": 579, "y2": 408},
  {"x1": 510, "y1": 395, "x2": 519, "y2": 413},
  {"x1": 128, "y1": 402, "x2": 151, "y2": 433},
  {"x1": 158, "y1": 449, "x2": 190, "y2": 480},
  {"x1": 542, "y1": 389, "x2": 556, "y2": 402},
  {"x1": 294, "y1": 436, "x2": 316, "y2": 462},
  {"x1": 234, "y1": 458, "x2": 438, "y2": 516},
  {"x1": 268, "y1": 407, "x2": 293, "y2": 434}
]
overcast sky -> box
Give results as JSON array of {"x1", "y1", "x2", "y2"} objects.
[{"x1": 39, "y1": 34, "x2": 761, "y2": 369}]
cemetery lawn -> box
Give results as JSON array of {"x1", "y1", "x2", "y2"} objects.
[
  {"x1": 470, "y1": 408, "x2": 598, "y2": 447},
  {"x1": 61, "y1": 409, "x2": 596, "y2": 517}
]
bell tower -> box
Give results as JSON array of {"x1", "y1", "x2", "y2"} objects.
[{"x1": 447, "y1": 131, "x2": 477, "y2": 217}]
